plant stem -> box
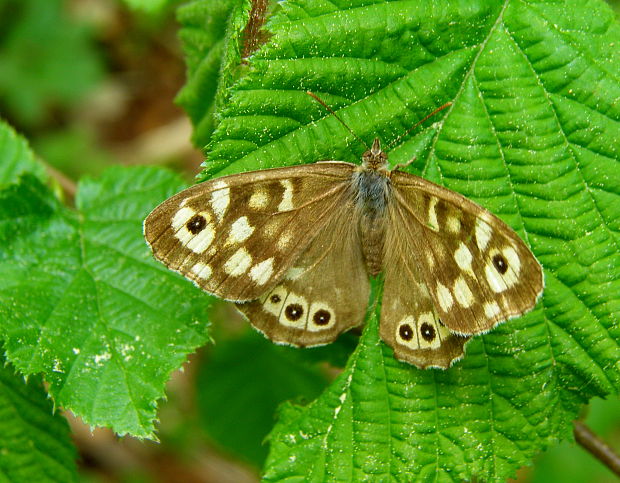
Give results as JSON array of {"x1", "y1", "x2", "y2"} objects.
[{"x1": 574, "y1": 420, "x2": 620, "y2": 477}]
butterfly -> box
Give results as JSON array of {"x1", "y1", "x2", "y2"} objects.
[{"x1": 144, "y1": 137, "x2": 544, "y2": 369}]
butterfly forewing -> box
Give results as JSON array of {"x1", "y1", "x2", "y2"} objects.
[
  {"x1": 387, "y1": 172, "x2": 544, "y2": 336},
  {"x1": 144, "y1": 162, "x2": 355, "y2": 301},
  {"x1": 236, "y1": 199, "x2": 369, "y2": 347}
]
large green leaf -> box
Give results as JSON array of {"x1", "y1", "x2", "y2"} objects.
[
  {"x1": 179, "y1": 0, "x2": 619, "y2": 480},
  {"x1": 0, "y1": 158, "x2": 212, "y2": 437},
  {"x1": 0, "y1": 357, "x2": 77, "y2": 482}
]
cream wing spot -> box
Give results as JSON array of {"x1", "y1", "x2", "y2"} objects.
[
  {"x1": 426, "y1": 252, "x2": 435, "y2": 270},
  {"x1": 277, "y1": 231, "x2": 294, "y2": 251},
  {"x1": 168, "y1": 204, "x2": 211, "y2": 252},
  {"x1": 210, "y1": 181, "x2": 230, "y2": 222},
  {"x1": 172, "y1": 207, "x2": 196, "y2": 230},
  {"x1": 178, "y1": 214, "x2": 215, "y2": 254},
  {"x1": 263, "y1": 219, "x2": 280, "y2": 238},
  {"x1": 223, "y1": 247, "x2": 252, "y2": 276},
  {"x1": 454, "y1": 277, "x2": 474, "y2": 308},
  {"x1": 262, "y1": 285, "x2": 287, "y2": 317},
  {"x1": 191, "y1": 262, "x2": 212, "y2": 280},
  {"x1": 279, "y1": 292, "x2": 309, "y2": 329},
  {"x1": 417, "y1": 312, "x2": 442, "y2": 349},
  {"x1": 486, "y1": 247, "x2": 521, "y2": 292},
  {"x1": 484, "y1": 301, "x2": 501, "y2": 318},
  {"x1": 454, "y1": 242, "x2": 473, "y2": 274},
  {"x1": 278, "y1": 180, "x2": 294, "y2": 211},
  {"x1": 396, "y1": 316, "x2": 419, "y2": 348},
  {"x1": 227, "y1": 216, "x2": 255, "y2": 245},
  {"x1": 308, "y1": 302, "x2": 336, "y2": 331},
  {"x1": 475, "y1": 218, "x2": 492, "y2": 252},
  {"x1": 485, "y1": 263, "x2": 508, "y2": 293},
  {"x1": 249, "y1": 258, "x2": 274, "y2": 285},
  {"x1": 503, "y1": 246, "x2": 521, "y2": 276},
  {"x1": 285, "y1": 266, "x2": 305, "y2": 280},
  {"x1": 436, "y1": 282, "x2": 454, "y2": 312},
  {"x1": 248, "y1": 189, "x2": 269, "y2": 209},
  {"x1": 417, "y1": 282, "x2": 431, "y2": 299},
  {"x1": 428, "y1": 197, "x2": 439, "y2": 231},
  {"x1": 446, "y1": 215, "x2": 461, "y2": 233}
]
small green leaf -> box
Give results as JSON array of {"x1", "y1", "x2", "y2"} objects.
[
  {"x1": 0, "y1": 167, "x2": 212, "y2": 437},
  {"x1": 0, "y1": 356, "x2": 77, "y2": 482},
  {"x1": 176, "y1": 0, "x2": 248, "y2": 147}
]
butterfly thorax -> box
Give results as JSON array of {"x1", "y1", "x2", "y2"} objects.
[{"x1": 354, "y1": 138, "x2": 392, "y2": 276}]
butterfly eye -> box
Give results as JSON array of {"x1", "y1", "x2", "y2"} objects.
[
  {"x1": 492, "y1": 254, "x2": 508, "y2": 274},
  {"x1": 284, "y1": 303, "x2": 304, "y2": 321},
  {"x1": 420, "y1": 323, "x2": 436, "y2": 342},
  {"x1": 186, "y1": 214, "x2": 207, "y2": 234},
  {"x1": 313, "y1": 309, "x2": 331, "y2": 326},
  {"x1": 398, "y1": 323, "x2": 414, "y2": 341}
]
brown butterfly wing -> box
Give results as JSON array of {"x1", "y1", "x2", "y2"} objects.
[
  {"x1": 144, "y1": 162, "x2": 356, "y2": 301},
  {"x1": 387, "y1": 171, "x2": 543, "y2": 336},
  {"x1": 236, "y1": 197, "x2": 369, "y2": 347}
]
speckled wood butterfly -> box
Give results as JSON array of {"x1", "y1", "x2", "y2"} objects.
[{"x1": 144, "y1": 113, "x2": 543, "y2": 368}]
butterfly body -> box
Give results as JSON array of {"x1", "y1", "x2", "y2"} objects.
[
  {"x1": 345, "y1": 138, "x2": 402, "y2": 277},
  {"x1": 144, "y1": 139, "x2": 543, "y2": 369}
]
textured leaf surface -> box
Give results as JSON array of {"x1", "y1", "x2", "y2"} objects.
[
  {"x1": 182, "y1": 0, "x2": 620, "y2": 480},
  {"x1": 0, "y1": 165, "x2": 212, "y2": 437},
  {"x1": 0, "y1": 358, "x2": 77, "y2": 482},
  {"x1": 177, "y1": 0, "x2": 245, "y2": 147}
]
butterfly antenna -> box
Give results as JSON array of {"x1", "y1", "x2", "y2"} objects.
[
  {"x1": 387, "y1": 101, "x2": 452, "y2": 150},
  {"x1": 306, "y1": 91, "x2": 370, "y2": 150}
]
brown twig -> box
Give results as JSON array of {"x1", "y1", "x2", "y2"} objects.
[{"x1": 573, "y1": 420, "x2": 620, "y2": 476}]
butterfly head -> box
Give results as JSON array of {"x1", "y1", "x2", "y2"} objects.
[{"x1": 362, "y1": 138, "x2": 389, "y2": 173}]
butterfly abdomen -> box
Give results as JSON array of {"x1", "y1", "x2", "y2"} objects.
[{"x1": 352, "y1": 169, "x2": 390, "y2": 276}]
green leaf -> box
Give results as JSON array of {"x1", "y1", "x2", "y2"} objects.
[
  {"x1": 176, "y1": 0, "x2": 250, "y2": 148},
  {"x1": 0, "y1": 121, "x2": 47, "y2": 186},
  {"x1": 196, "y1": 329, "x2": 329, "y2": 466},
  {"x1": 0, "y1": 167, "x2": 212, "y2": 437},
  {"x1": 188, "y1": 0, "x2": 620, "y2": 480},
  {"x1": 0, "y1": 357, "x2": 77, "y2": 482}
]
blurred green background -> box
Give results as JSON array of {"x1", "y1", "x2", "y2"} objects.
[{"x1": 0, "y1": 0, "x2": 618, "y2": 481}]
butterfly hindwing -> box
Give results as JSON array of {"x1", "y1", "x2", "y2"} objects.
[
  {"x1": 236, "y1": 198, "x2": 370, "y2": 347},
  {"x1": 144, "y1": 162, "x2": 356, "y2": 301},
  {"x1": 380, "y1": 212, "x2": 470, "y2": 368},
  {"x1": 387, "y1": 172, "x2": 544, "y2": 336}
]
